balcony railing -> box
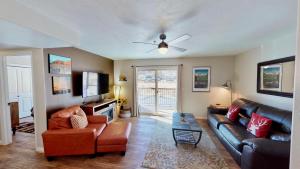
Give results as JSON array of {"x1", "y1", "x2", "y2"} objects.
[{"x1": 137, "y1": 88, "x2": 176, "y2": 108}]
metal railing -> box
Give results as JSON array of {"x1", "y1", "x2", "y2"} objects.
[{"x1": 137, "y1": 88, "x2": 176, "y2": 107}]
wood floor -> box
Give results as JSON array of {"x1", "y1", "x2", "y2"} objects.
[{"x1": 0, "y1": 117, "x2": 240, "y2": 169}]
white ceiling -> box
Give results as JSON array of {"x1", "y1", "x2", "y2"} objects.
[{"x1": 3, "y1": 0, "x2": 299, "y2": 59}]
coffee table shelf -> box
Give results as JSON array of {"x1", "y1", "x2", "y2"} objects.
[{"x1": 172, "y1": 112, "x2": 202, "y2": 147}]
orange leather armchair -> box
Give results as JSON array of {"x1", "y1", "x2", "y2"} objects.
[{"x1": 42, "y1": 106, "x2": 107, "y2": 159}]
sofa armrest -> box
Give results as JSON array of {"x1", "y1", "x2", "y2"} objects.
[
  {"x1": 241, "y1": 138, "x2": 290, "y2": 169},
  {"x1": 207, "y1": 106, "x2": 228, "y2": 115},
  {"x1": 87, "y1": 115, "x2": 108, "y2": 124},
  {"x1": 42, "y1": 128, "x2": 97, "y2": 156},
  {"x1": 242, "y1": 138, "x2": 290, "y2": 157}
]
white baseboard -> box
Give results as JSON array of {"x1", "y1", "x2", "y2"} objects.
[{"x1": 36, "y1": 147, "x2": 44, "y2": 153}]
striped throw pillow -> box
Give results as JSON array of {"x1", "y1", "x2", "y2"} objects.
[{"x1": 70, "y1": 108, "x2": 88, "y2": 129}]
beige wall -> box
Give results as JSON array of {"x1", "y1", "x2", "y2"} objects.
[
  {"x1": 114, "y1": 56, "x2": 235, "y2": 119},
  {"x1": 43, "y1": 47, "x2": 114, "y2": 115},
  {"x1": 234, "y1": 32, "x2": 296, "y2": 111}
]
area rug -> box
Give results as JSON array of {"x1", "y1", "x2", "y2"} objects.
[
  {"x1": 141, "y1": 120, "x2": 229, "y2": 169},
  {"x1": 16, "y1": 122, "x2": 35, "y2": 134}
]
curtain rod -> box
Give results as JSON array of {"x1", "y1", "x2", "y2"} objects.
[{"x1": 131, "y1": 64, "x2": 183, "y2": 68}]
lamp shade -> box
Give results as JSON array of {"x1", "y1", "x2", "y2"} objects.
[{"x1": 158, "y1": 41, "x2": 168, "y2": 54}]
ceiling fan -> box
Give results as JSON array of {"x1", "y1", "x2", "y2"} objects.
[{"x1": 133, "y1": 33, "x2": 191, "y2": 55}]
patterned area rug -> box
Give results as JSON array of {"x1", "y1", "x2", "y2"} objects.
[
  {"x1": 142, "y1": 120, "x2": 229, "y2": 169},
  {"x1": 16, "y1": 122, "x2": 35, "y2": 134}
]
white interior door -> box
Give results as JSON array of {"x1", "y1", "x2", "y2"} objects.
[{"x1": 7, "y1": 66, "x2": 33, "y2": 118}]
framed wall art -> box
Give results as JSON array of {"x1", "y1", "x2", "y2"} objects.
[
  {"x1": 49, "y1": 54, "x2": 72, "y2": 75},
  {"x1": 192, "y1": 67, "x2": 211, "y2": 92},
  {"x1": 52, "y1": 76, "x2": 71, "y2": 95}
]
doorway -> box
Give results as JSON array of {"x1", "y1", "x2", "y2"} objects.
[
  {"x1": 6, "y1": 55, "x2": 34, "y2": 136},
  {"x1": 137, "y1": 67, "x2": 178, "y2": 117}
]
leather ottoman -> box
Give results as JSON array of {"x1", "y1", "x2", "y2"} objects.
[{"x1": 97, "y1": 122, "x2": 132, "y2": 155}]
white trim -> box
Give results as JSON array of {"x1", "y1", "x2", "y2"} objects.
[
  {"x1": 0, "y1": 56, "x2": 12, "y2": 145},
  {"x1": 31, "y1": 49, "x2": 47, "y2": 150},
  {"x1": 36, "y1": 147, "x2": 44, "y2": 153}
]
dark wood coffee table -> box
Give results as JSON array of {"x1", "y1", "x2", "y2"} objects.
[{"x1": 172, "y1": 112, "x2": 202, "y2": 147}]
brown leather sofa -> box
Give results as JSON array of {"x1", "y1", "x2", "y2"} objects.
[
  {"x1": 42, "y1": 105, "x2": 108, "y2": 159},
  {"x1": 207, "y1": 98, "x2": 291, "y2": 169}
]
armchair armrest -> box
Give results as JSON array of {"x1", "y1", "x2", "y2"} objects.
[
  {"x1": 87, "y1": 115, "x2": 108, "y2": 124},
  {"x1": 207, "y1": 105, "x2": 228, "y2": 115},
  {"x1": 42, "y1": 128, "x2": 97, "y2": 156},
  {"x1": 241, "y1": 138, "x2": 290, "y2": 169}
]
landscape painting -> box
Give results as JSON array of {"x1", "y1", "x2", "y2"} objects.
[
  {"x1": 49, "y1": 54, "x2": 72, "y2": 75},
  {"x1": 52, "y1": 76, "x2": 71, "y2": 95},
  {"x1": 193, "y1": 67, "x2": 210, "y2": 92},
  {"x1": 261, "y1": 65, "x2": 282, "y2": 91}
]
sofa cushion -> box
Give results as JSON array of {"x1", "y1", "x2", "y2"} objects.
[
  {"x1": 208, "y1": 113, "x2": 233, "y2": 129},
  {"x1": 247, "y1": 113, "x2": 272, "y2": 138},
  {"x1": 269, "y1": 130, "x2": 291, "y2": 142},
  {"x1": 219, "y1": 124, "x2": 256, "y2": 151},
  {"x1": 256, "y1": 105, "x2": 292, "y2": 133},
  {"x1": 48, "y1": 117, "x2": 72, "y2": 130},
  {"x1": 97, "y1": 122, "x2": 131, "y2": 145},
  {"x1": 234, "y1": 99, "x2": 259, "y2": 118},
  {"x1": 226, "y1": 105, "x2": 240, "y2": 121},
  {"x1": 87, "y1": 123, "x2": 106, "y2": 136},
  {"x1": 238, "y1": 116, "x2": 250, "y2": 128},
  {"x1": 51, "y1": 105, "x2": 81, "y2": 118}
]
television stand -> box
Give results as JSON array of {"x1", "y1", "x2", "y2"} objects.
[{"x1": 81, "y1": 99, "x2": 117, "y2": 123}]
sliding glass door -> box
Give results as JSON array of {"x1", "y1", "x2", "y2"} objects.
[{"x1": 137, "y1": 67, "x2": 177, "y2": 116}]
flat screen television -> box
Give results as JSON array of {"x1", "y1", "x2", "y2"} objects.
[
  {"x1": 99, "y1": 73, "x2": 109, "y2": 94},
  {"x1": 82, "y1": 72, "x2": 99, "y2": 97}
]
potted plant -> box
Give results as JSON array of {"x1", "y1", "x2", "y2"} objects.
[
  {"x1": 118, "y1": 97, "x2": 128, "y2": 110},
  {"x1": 118, "y1": 97, "x2": 131, "y2": 118}
]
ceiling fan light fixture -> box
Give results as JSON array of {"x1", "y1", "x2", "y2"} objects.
[{"x1": 158, "y1": 41, "x2": 168, "y2": 55}]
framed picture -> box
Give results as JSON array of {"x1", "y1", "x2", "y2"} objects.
[
  {"x1": 52, "y1": 76, "x2": 71, "y2": 95},
  {"x1": 260, "y1": 64, "x2": 282, "y2": 91},
  {"x1": 49, "y1": 54, "x2": 72, "y2": 75},
  {"x1": 192, "y1": 67, "x2": 211, "y2": 92}
]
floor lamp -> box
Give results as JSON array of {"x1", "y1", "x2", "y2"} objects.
[{"x1": 222, "y1": 80, "x2": 233, "y2": 104}]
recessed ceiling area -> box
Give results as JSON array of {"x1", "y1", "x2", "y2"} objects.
[{"x1": 1, "y1": 0, "x2": 298, "y2": 60}]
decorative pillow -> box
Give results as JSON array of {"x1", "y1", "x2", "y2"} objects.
[
  {"x1": 225, "y1": 104, "x2": 240, "y2": 121},
  {"x1": 247, "y1": 113, "x2": 272, "y2": 138},
  {"x1": 70, "y1": 108, "x2": 88, "y2": 129}
]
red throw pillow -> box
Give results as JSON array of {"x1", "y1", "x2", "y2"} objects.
[
  {"x1": 247, "y1": 113, "x2": 272, "y2": 138},
  {"x1": 226, "y1": 105, "x2": 240, "y2": 121}
]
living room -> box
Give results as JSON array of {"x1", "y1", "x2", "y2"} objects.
[{"x1": 0, "y1": 0, "x2": 300, "y2": 169}]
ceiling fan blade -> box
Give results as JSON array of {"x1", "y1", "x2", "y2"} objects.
[
  {"x1": 167, "y1": 34, "x2": 191, "y2": 45},
  {"x1": 132, "y1": 42, "x2": 157, "y2": 46},
  {"x1": 146, "y1": 48, "x2": 157, "y2": 53},
  {"x1": 170, "y1": 46, "x2": 187, "y2": 52}
]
